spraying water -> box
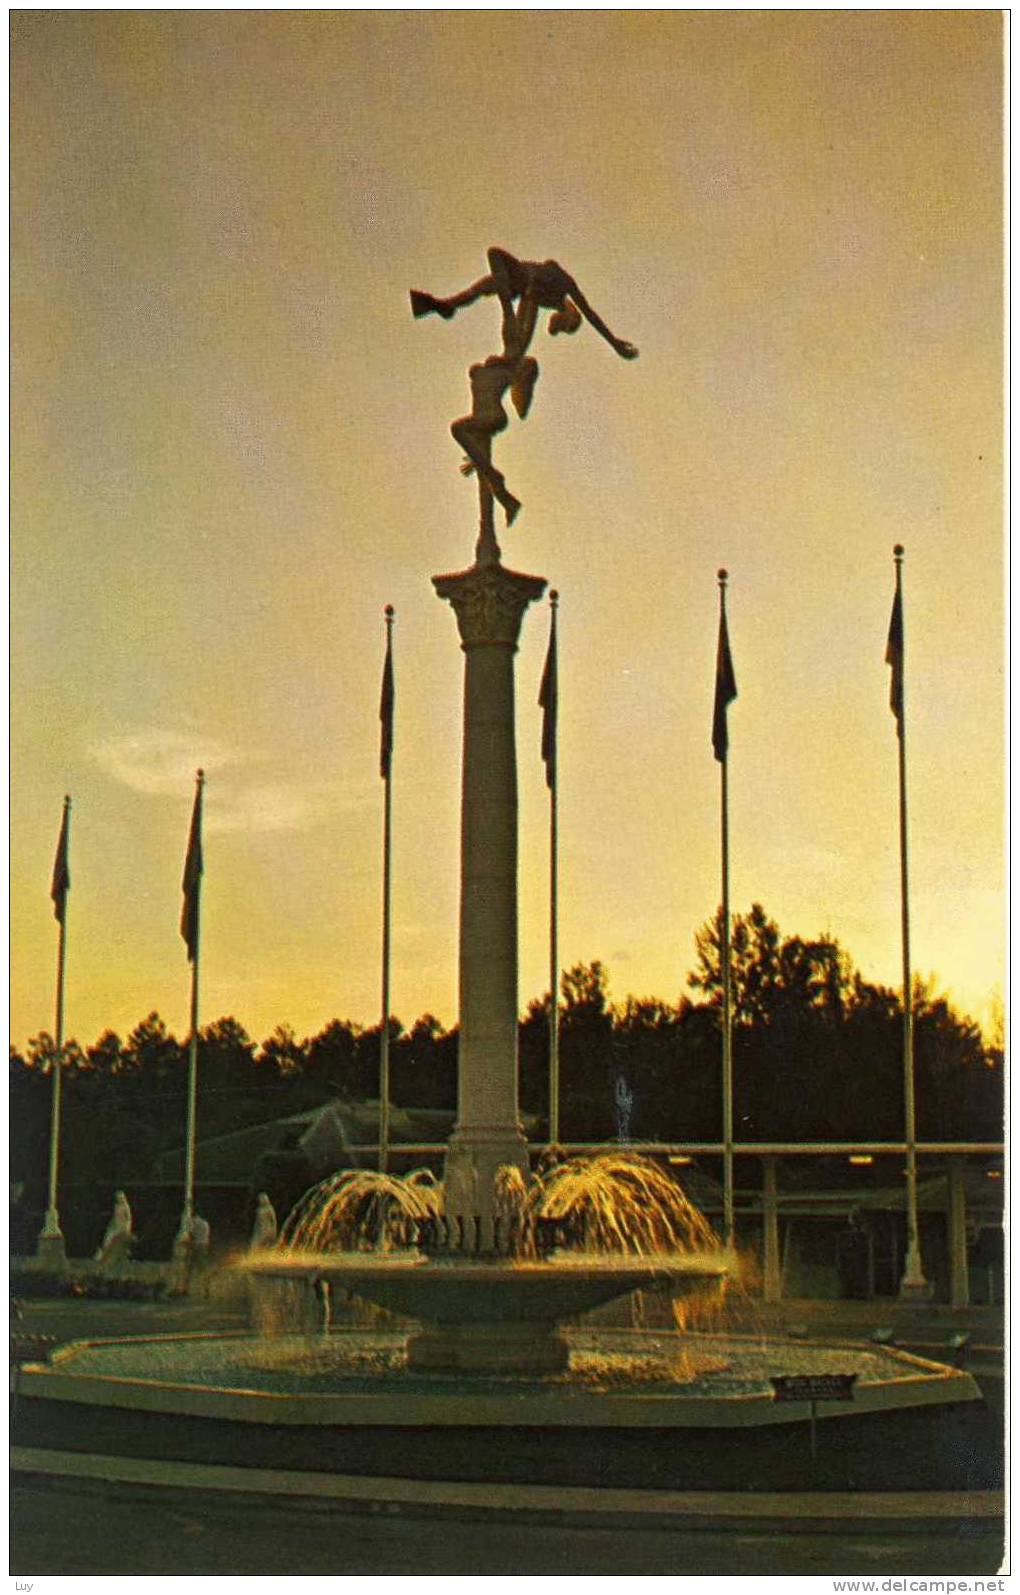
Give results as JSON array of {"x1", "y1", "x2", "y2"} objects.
[
  {"x1": 526, "y1": 1149, "x2": 729, "y2": 1332},
  {"x1": 248, "y1": 1150, "x2": 735, "y2": 1374},
  {"x1": 280, "y1": 1167, "x2": 441, "y2": 1253},
  {"x1": 530, "y1": 1151, "x2": 722, "y2": 1258},
  {"x1": 276, "y1": 1151, "x2": 723, "y2": 1264}
]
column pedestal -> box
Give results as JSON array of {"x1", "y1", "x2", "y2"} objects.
[
  {"x1": 434, "y1": 555, "x2": 546, "y2": 1249},
  {"x1": 898, "y1": 1238, "x2": 932, "y2": 1300},
  {"x1": 36, "y1": 1212, "x2": 67, "y2": 1267}
]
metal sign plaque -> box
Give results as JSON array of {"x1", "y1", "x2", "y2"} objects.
[{"x1": 770, "y1": 1373, "x2": 858, "y2": 1402}]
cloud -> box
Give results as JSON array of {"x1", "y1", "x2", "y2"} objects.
[
  {"x1": 204, "y1": 782, "x2": 332, "y2": 837},
  {"x1": 91, "y1": 729, "x2": 234, "y2": 796},
  {"x1": 91, "y1": 729, "x2": 338, "y2": 836}
]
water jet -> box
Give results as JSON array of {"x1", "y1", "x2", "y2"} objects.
[{"x1": 248, "y1": 1151, "x2": 732, "y2": 1373}]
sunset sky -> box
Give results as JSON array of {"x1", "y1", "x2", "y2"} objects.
[{"x1": 11, "y1": 11, "x2": 1003, "y2": 1054}]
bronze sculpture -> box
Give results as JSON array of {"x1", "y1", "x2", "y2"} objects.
[{"x1": 411, "y1": 248, "x2": 638, "y2": 530}]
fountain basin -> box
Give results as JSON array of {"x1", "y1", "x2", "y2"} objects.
[
  {"x1": 12, "y1": 1328, "x2": 990, "y2": 1496},
  {"x1": 248, "y1": 1252, "x2": 728, "y2": 1373}
]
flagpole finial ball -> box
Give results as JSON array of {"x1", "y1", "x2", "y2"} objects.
[
  {"x1": 893, "y1": 543, "x2": 904, "y2": 558},
  {"x1": 550, "y1": 589, "x2": 559, "y2": 603},
  {"x1": 197, "y1": 768, "x2": 205, "y2": 781},
  {"x1": 385, "y1": 604, "x2": 395, "y2": 619},
  {"x1": 718, "y1": 568, "x2": 728, "y2": 583}
]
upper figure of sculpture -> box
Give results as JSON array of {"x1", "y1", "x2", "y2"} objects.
[{"x1": 411, "y1": 248, "x2": 639, "y2": 530}]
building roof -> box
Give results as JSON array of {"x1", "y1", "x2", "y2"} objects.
[{"x1": 147, "y1": 1101, "x2": 458, "y2": 1186}]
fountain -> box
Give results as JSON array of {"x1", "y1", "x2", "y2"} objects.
[
  {"x1": 248, "y1": 1151, "x2": 730, "y2": 1373},
  {"x1": 11, "y1": 252, "x2": 984, "y2": 1498}
]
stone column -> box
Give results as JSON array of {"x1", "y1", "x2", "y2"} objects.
[{"x1": 433, "y1": 555, "x2": 546, "y2": 1248}]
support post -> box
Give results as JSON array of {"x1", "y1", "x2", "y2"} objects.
[
  {"x1": 721, "y1": 754, "x2": 734, "y2": 1248},
  {"x1": 948, "y1": 1158, "x2": 970, "y2": 1309},
  {"x1": 175, "y1": 768, "x2": 205, "y2": 1265},
  {"x1": 891, "y1": 546, "x2": 928, "y2": 1300},
  {"x1": 543, "y1": 589, "x2": 560, "y2": 1147},
  {"x1": 37, "y1": 890, "x2": 70, "y2": 1264},
  {"x1": 865, "y1": 1224, "x2": 876, "y2": 1300},
  {"x1": 762, "y1": 1155, "x2": 781, "y2": 1302},
  {"x1": 379, "y1": 604, "x2": 395, "y2": 1174},
  {"x1": 713, "y1": 567, "x2": 737, "y2": 1250},
  {"x1": 548, "y1": 733, "x2": 559, "y2": 1146},
  {"x1": 174, "y1": 949, "x2": 201, "y2": 1262}
]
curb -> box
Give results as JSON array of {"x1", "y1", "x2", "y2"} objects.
[{"x1": 11, "y1": 1448, "x2": 1005, "y2": 1530}]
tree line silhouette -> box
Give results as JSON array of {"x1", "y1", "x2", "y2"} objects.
[{"x1": 11, "y1": 905, "x2": 1002, "y2": 1236}]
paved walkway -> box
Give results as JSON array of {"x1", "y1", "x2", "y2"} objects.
[
  {"x1": 10, "y1": 1473, "x2": 1005, "y2": 1577},
  {"x1": 10, "y1": 1290, "x2": 1006, "y2": 1576},
  {"x1": 12, "y1": 1444, "x2": 1004, "y2": 1525}
]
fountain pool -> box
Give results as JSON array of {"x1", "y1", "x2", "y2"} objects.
[{"x1": 13, "y1": 1151, "x2": 982, "y2": 1495}]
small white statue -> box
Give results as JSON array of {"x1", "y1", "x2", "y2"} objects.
[
  {"x1": 191, "y1": 1212, "x2": 211, "y2": 1254},
  {"x1": 614, "y1": 1074, "x2": 635, "y2": 1142},
  {"x1": 249, "y1": 1192, "x2": 278, "y2": 1252},
  {"x1": 94, "y1": 1189, "x2": 135, "y2": 1269}
]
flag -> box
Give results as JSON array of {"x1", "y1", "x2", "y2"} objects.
[
  {"x1": 712, "y1": 597, "x2": 738, "y2": 763},
  {"x1": 50, "y1": 797, "x2": 70, "y2": 924},
  {"x1": 886, "y1": 581, "x2": 904, "y2": 739},
  {"x1": 379, "y1": 620, "x2": 395, "y2": 780},
  {"x1": 180, "y1": 773, "x2": 204, "y2": 963},
  {"x1": 539, "y1": 604, "x2": 558, "y2": 790}
]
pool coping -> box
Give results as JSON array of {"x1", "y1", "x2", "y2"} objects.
[{"x1": 15, "y1": 1328, "x2": 983, "y2": 1430}]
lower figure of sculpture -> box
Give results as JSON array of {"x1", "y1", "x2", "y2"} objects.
[{"x1": 451, "y1": 353, "x2": 540, "y2": 526}]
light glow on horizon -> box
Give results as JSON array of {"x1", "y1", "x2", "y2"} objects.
[{"x1": 11, "y1": 12, "x2": 1003, "y2": 1052}]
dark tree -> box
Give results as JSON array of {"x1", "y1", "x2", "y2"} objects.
[
  {"x1": 558, "y1": 961, "x2": 616, "y2": 1140},
  {"x1": 302, "y1": 1018, "x2": 362, "y2": 1097},
  {"x1": 392, "y1": 1014, "x2": 456, "y2": 1110},
  {"x1": 257, "y1": 1024, "x2": 306, "y2": 1077},
  {"x1": 518, "y1": 994, "x2": 551, "y2": 1126},
  {"x1": 687, "y1": 904, "x2": 1000, "y2": 1143}
]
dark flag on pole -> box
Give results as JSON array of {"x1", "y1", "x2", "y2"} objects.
[
  {"x1": 380, "y1": 606, "x2": 395, "y2": 780},
  {"x1": 51, "y1": 797, "x2": 71, "y2": 924},
  {"x1": 539, "y1": 591, "x2": 559, "y2": 790},
  {"x1": 712, "y1": 571, "x2": 738, "y2": 763},
  {"x1": 886, "y1": 552, "x2": 904, "y2": 739},
  {"x1": 180, "y1": 772, "x2": 204, "y2": 963}
]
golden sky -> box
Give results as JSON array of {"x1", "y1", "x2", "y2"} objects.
[{"x1": 11, "y1": 11, "x2": 1003, "y2": 1051}]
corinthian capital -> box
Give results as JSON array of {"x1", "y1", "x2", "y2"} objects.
[{"x1": 433, "y1": 561, "x2": 546, "y2": 649}]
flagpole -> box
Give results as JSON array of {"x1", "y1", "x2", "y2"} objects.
[
  {"x1": 891, "y1": 546, "x2": 927, "y2": 1297},
  {"x1": 177, "y1": 769, "x2": 204, "y2": 1250},
  {"x1": 547, "y1": 590, "x2": 560, "y2": 1146},
  {"x1": 718, "y1": 570, "x2": 735, "y2": 1249},
  {"x1": 379, "y1": 604, "x2": 395, "y2": 1174},
  {"x1": 38, "y1": 795, "x2": 71, "y2": 1262}
]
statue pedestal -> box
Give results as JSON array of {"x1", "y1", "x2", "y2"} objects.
[{"x1": 433, "y1": 557, "x2": 546, "y2": 1245}]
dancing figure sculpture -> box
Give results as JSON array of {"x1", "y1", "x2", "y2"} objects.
[{"x1": 411, "y1": 248, "x2": 638, "y2": 532}]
